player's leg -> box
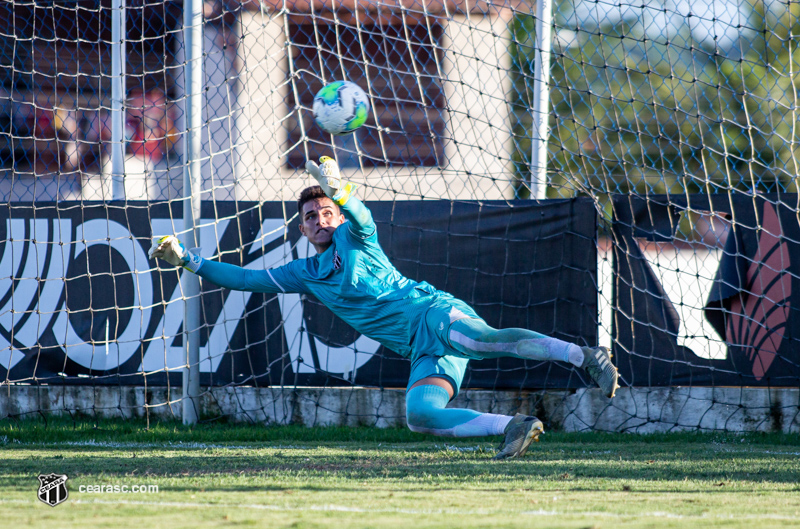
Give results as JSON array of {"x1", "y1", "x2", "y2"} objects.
[
  {"x1": 405, "y1": 376, "x2": 511, "y2": 437},
  {"x1": 404, "y1": 356, "x2": 543, "y2": 458},
  {"x1": 452, "y1": 318, "x2": 618, "y2": 396},
  {"x1": 424, "y1": 300, "x2": 618, "y2": 398},
  {"x1": 449, "y1": 316, "x2": 584, "y2": 364},
  {"x1": 405, "y1": 355, "x2": 504, "y2": 437}
]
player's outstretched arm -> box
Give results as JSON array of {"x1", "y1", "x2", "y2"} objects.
[
  {"x1": 306, "y1": 156, "x2": 375, "y2": 239},
  {"x1": 148, "y1": 235, "x2": 296, "y2": 293}
]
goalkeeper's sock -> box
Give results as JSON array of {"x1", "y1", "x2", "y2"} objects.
[
  {"x1": 405, "y1": 385, "x2": 512, "y2": 437},
  {"x1": 448, "y1": 317, "x2": 583, "y2": 366}
]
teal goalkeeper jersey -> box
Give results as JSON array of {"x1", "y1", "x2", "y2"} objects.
[{"x1": 193, "y1": 197, "x2": 440, "y2": 358}]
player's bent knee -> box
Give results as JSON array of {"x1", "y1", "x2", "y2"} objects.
[
  {"x1": 406, "y1": 421, "x2": 428, "y2": 434},
  {"x1": 405, "y1": 398, "x2": 438, "y2": 432},
  {"x1": 406, "y1": 409, "x2": 447, "y2": 435},
  {"x1": 406, "y1": 406, "x2": 439, "y2": 432},
  {"x1": 405, "y1": 384, "x2": 449, "y2": 432}
]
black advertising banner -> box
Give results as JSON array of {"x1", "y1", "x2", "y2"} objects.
[
  {"x1": 612, "y1": 193, "x2": 799, "y2": 387},
  {"x1": 0, "y1": 198, "x2": 598, "y2": 389}
]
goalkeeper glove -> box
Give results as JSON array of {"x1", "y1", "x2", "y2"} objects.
[
  {"x1": 305, "y1": 156, "x2": 359, "y2": 206},
  {"x1": 148, "y1": 235, "x2": 204, "y2": 273}
]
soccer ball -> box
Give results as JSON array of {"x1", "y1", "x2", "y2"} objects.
[{"x1": 312, "y1": 81, "x2": 369, "y2": 135}]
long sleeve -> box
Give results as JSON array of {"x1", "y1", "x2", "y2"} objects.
[
  {"x1": 339, "y1": 195, "x2": 376, "y2": 240},
  {"x1": 195, "y1": 258, "x2": 305, "y2": 294}
]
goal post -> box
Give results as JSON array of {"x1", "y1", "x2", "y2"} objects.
[
  {"x1": 181, "y1": 0, "x2": 204, "y2": 425},
  {"x1": 530, "y1": 0, "x2": 553, "y2": 200}
]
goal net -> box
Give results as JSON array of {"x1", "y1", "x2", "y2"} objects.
[{"x1": 0, "y1": 0, "x2": 798, "y2": 432}]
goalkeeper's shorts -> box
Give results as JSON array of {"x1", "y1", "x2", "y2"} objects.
[{"x1": 406, "y1": 295, "x2": 481, "y2": 398}]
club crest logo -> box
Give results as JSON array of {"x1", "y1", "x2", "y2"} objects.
[
  {"x1": 37, "y1": 473, "x2": 69, "y2": 507},
  {"x1": 333, "y1": 250, "x2": 342, "y2": 270}
]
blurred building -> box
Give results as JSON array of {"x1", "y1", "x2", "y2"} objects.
[
  {"x1": 0, "y1": 0, "x2": 525, "y2": 202},
  {"x1": 233, "y1": 0, "x2": 524, "y2": 202}
]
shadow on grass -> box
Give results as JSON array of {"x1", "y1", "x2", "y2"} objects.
[
  {"x1": 2, "y1": 416, "x2": 800, "y2": 495},
  {"x1": 0, "y1": 416, "x2": 443, "y2": 444},
  {"x1": 2, "y1": 439, "x2": 800, "y2": 490},
  {"x1": 3, "y1": 416, "x2": 800, "y2": 445}
]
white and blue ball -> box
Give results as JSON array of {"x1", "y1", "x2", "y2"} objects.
[{"x1": 312, "y1": 81, "x2": 369, "y2": 136}]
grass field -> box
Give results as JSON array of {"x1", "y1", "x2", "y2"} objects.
[{"x1": 1, "y1": 418, "x2": 799, "y2": 528}]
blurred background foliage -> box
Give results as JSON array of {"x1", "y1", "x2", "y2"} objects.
[{"x1": 510, "y1": 0, "x2": 800, "y2": 202}]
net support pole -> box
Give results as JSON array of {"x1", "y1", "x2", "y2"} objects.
[
  {"x1": 182, "y1": 0, "x2": 203, "y2": 425},
  {"x1": 530, "y1": 0, "x2": 553, "y2": 200},
  {"x1": 110, "y1": 0, "x2": 125, "y2": 201}
]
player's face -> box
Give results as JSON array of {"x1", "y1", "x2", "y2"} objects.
[{"x1": 299, "y1": 197, "x2": 345, "y2": 251}]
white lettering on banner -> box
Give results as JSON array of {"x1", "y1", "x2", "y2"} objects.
[
  {"x1": 140, "y1": 218, "x2": 302, "y2": 374},
  {"x1": 640, "y1": 247, "x2": 727, "y2": 360},
  {"x1": 0, "y1": 220, "x2": 48, "y2": 333},
  {"x1": 200, "y1": 219, "x2": 282, "y2": 373},
  {"x1": 0, "y1": 218, "x2": 72, "y2": 371},
  {"x1": 140, "y1": 217, "x2": 291, "y2": 374},
  {"x1": 0, "y1": 215, "x2": 382, "y2": 377},
  {"x1": 140, "y1": 218, "x2": 381, "y2": 377},
  {"x1": 273, "y1": 236, "x2": 314, "y2": 374},
  {"x1": 52, "y1": 219, "x2": 154, "y2": 371},
  {"x1": 139, "y1": 218, "x2": 232, "y2": 373}
]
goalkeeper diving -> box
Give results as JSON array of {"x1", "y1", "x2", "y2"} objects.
[{"x1": 149, "y1": 157, "x2": 619, "y2": 459}]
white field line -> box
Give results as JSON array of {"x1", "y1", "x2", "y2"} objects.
[
  {"x1": 8, "y1": 439, "x2": 799, "y2": 458},
  {"x1": 709, "y1": 445, "x2": 800, "y2": 457},
  {"x1": 0, "y1": 439, "x2": 328, "y2": 450},
  {"x1": 2, "y1": 498, "x2": 799, "y2": 520},
  {"x1": 437, "y1": 444, "x2": 490, "y2": 452},
  {"x1": 4, "y1": 439, "x2": 490, "y2": 452}
]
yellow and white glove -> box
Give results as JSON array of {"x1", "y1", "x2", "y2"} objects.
[
  {"x1": 305, "y1": 156, "x2": 358, "y2": 206},
  {"x1": 148, "y1": 235, "x2": 204, "y2": 273}
]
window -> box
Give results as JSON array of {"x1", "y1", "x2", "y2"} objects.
[
  {"x1": 286, "y1": 22, "x2": 446, "y2": 169},
  {"x1": 0, "y1": 0, "x2": 180, "y2": 173},
  {"x1": 0, "y1": 1, "x2": 179, "y2": 94}
]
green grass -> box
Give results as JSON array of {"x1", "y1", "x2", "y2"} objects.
[{"x1": 1, "y1": 418, "x2": 799, "y2": 528}]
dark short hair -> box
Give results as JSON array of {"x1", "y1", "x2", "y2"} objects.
[{"x1": 297, "y1": 185, "x2": 336, "y2": 216}]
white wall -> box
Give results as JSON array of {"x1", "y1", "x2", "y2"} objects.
[{"x1": 235, "y1": 10, "x2": 517, "y2": 203}]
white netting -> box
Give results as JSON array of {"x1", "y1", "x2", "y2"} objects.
[{"x1": 0, "y1": 0, "x2": 798, "y2": 432}]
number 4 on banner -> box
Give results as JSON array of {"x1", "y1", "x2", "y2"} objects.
[{"x1": 140, "y1": 218, "x2": 232, "y2": 373}]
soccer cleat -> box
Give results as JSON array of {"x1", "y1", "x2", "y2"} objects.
[
  {"x1": 581, "y1": 346, "x2": 619, "y2": 398},
  {"x1": 493, "y1": 414, "x2": 544, "y2": 460}
]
